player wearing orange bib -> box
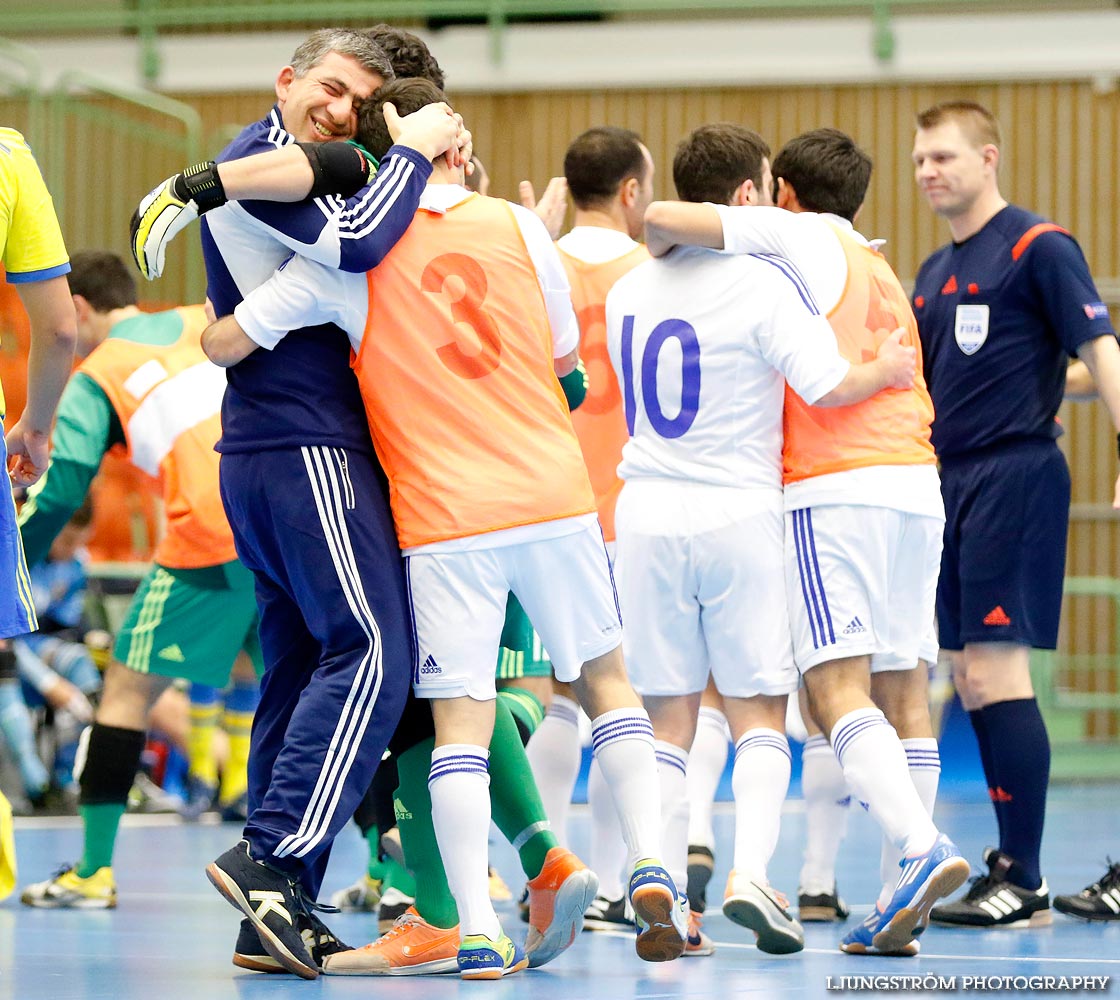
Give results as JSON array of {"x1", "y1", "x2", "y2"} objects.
[
  {"x1": 204, "y1": 78, "x2": 687, "y2": 978},
  {"x1": 526, "y1": 130, "x2": 653, "y2": 926}
]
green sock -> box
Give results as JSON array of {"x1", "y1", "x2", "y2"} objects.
[
  {"x1": 490, "y1": 697, "x2": 557, "y2": 880},
  {"x1": 364, "y1": 825, "x2": 391, "y2": 882},
  {"x1": 381, "y1": 853, "x2": 416, "y2": 897},
  {"x1": 77, "y1": 803, "x2": 126, "y2": 877},
  {"x1": 497, "y1": 687, "x2": 545, "y2": 746},
  {"x1": 394, "y1": 739, "x2": 459, "y2": 928}
]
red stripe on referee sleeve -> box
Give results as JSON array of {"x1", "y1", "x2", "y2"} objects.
[{"x1": 1011, "y1": 223, "x2": 1069, "y2": 261}]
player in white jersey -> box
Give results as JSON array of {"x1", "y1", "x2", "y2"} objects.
[
  {"x1": 605, "y1": 123, "x2": 917, "y2": 955},
  {"x1": 648, "y1": 128, "x2": 945, "y2": 927},
  {"x1": 643, "y1": 127, "x2": 966, "y2": 957}
]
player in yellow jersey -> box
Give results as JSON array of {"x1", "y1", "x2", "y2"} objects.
[{"x1": 0, "y1": 126, "x2": 77, "y2": 900}]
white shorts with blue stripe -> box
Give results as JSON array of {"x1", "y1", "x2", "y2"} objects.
[{"x1": 785, "y1": 504, "x2": 942, "y2": 674}]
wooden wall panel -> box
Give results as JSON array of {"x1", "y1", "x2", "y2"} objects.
[{"x1": 6, "y1": 78, "x2": 1120, "y2": 629}]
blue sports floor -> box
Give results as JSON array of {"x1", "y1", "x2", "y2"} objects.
[{"x1": 4, "y1": 783, "x2": 1118, "y2": 1000}]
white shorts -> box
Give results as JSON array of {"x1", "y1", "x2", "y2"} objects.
[
  {"x1": 785, "y1": 505, "x2": 943, "y2": 675},
  {"x1": 615, "y1": 481, "x2": 797, "y2": 699},
  {"x1": 918, "y1": 624, "x2": 939, "y2": 667},
  {"x1": 408, "y1": 522, "x2": 623, "y2": 701}
]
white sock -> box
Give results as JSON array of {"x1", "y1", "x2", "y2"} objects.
[
  {"x1": 525, "y1": 695, "x2": 581, "y2": 846},
  {"x1": 429, "y1": 744, "x2": 501, "y2": 941},
  {"x1": 686, "y1": 706, "x2": 730, "y2": 851},
  {"x1": 655, "y1": 740, "x2": 690, "y2": 895},
  {"x1": 588, "y1": 757, "x2": 627, "y2": 901},
  {"x1": 799, "y1": 734, "x2": 851, "y2": 895},
  {"x1": 590, "y1": 708, "x2": 662, "y2": 870},
  {"x1": 878, "y1": 738, "x2": 942, "y2": 908},
  {"x1": 830, "y1": 708, "x2": 937, "y2": 859},
  {"x1": 731, "y1": 728, "x2": 791, "y2": 885}
]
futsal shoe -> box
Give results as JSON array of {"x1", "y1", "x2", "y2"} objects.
[
  {"x1": 321, "y1": 907, "x2": 460, "y2": 975},
  {"x1": 628, "y1": 861, "x2": 687, "y2": 962},
  {"x1": 722, "y1": 872, "x2": 804, "y2": 954},
  {"x1": 1054, "y1": 860, "x2": 1120, "y2": 921},
  {"x1": 489, "y1": 865, "x2": 513, "y2": 901},
  {"x1": 798, "y1": 884, "x2": 850, "y2": 922},
  {"x1": 583, "y1": 893, "x2": 635, "y2": 931},
  {"x1": 457, "y1": 932, "x2": 529, "y2": 979},
  {"x1": 839, "y1": 910, "x2": 920, "y2": 956},
  {"x1": 378, "y1": 886, "x2": 416, "y2": 932},
  {"x1": 873, "y1": 833, "x2": 970, "y2": 951},
  {"x1": 233, "y1": 918, "x2": 285, "y2": 973},
  {"x1": 930, "y1": 847, "x2": 1051, "y2": 929},
  {"x1": 683, "y1": 910, "x2": 715, "y2": 957},
  {"x1": 524, "y1": 846, "x2": 599, "y2": 968},
  {"x1": 233, "y1": 912, "x2": 353, "y2": 973},
  {"x1": 686, "y1": 844, "x2": 715, "y2": 913},
  {"x1": 21, "y1": 865, "x2": 116, "y2": 909},
  {"x1": 206, "y1": 840, "x2": 318, "y2": 979},
  {"x1": 330, "y1": 873, "x2": 383, "y2": 912}
]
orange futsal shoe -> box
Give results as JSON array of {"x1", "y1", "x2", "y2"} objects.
[
  {"x1": 321, "y1": 907, "x2": 459, "y2": 976},
  {"x1": 525, "y1": 847, "x2": 600, "y2": 968}
]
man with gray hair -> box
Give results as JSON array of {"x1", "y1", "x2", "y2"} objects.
[{"x1": 129, "y1": 27, "x2": 464, "y2": 980}]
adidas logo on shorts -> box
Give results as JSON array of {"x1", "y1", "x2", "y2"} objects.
[
  {"x1": 419, "y1": 654, "x2": 441, "y2": 676},
  {"x1": 841, "y1": 617, "x2": 866, "y2": 635}
]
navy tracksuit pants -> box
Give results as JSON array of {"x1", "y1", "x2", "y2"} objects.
[{"x1": 219, "y1": 445, "x2": 411, "y2": 898}]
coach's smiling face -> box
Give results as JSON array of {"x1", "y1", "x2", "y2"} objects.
[{"x1": 275, "y1": 50, "x2": 384, "y2": 144}]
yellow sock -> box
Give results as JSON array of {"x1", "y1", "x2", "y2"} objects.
[
  {"x1": 187, "y1": 701, "x2": 220, "y2": 787},
  {"x1": 218, "y1": 708, "x2": 254, "y2": 806},
  {"x1": 0, "y1": 790, "x2": 16, "y2": 901}
]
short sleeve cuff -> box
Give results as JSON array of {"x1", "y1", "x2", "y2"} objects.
[{"x1": 5, "y1": 261, "x2": 71, "y2": 284}]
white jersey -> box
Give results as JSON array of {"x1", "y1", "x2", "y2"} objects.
[
  {"x1": 605, "y1": 246, "x2": 850, "y2": 491},
  {"x1": 714, "y1": 205, "x2": 943, "y2": 518}
]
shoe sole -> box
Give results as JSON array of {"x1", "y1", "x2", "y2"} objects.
[
  {"x1": 460, "y1": 956, "x2": 530, "y2": 980},
  {"x1": 232, "y1": 953, "x2": 286, "y2": 973},
  {"x1": 873, "y1": 857, "x2": 970, "y2": 953},
  {"x1": 323, "y1": 954, "x2": 460, "y2": 976},
  {"x1": 582, "y1": 914, "x2": 634, "y2": 932},
  {"x1": 205, "y1": 861, "x2": 318, "y2": 980},
  {"x1": 838, "y1": 939, "x2": 920, "y2": 957},
  {"x1": 686, "y1": 854, "x2": 714, "y2": 913},
  {"x1": 526, "y1": 867, "x2": 600, "y2": 969},
  {"x1": 930, "y1": 908, "x2": 1053, "y2": 929},
  {"x1": 723, "y1": 895, "x2": 805, "y2": 955},
  {"x1": 21, "y1": 894, "x2": 116, "y2": 909},
  {"x1": 1053, "y1": 903, "x2": 1120, "y2": 922},
  {"x1": 799, "y1": 905, "x2": 846, "y2": 923},
  {"x1": 631, "y1": 885, "x2": 685, "y2": 962}
]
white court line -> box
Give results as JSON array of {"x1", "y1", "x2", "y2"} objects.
[
  {"x1": 14, "y1": 813, "x2": 183, "y2": 830},
  {"x1": 588, "y1": 928, "x2": 1120, "y2": 965}
]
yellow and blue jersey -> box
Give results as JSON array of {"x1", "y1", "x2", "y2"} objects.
[
  {"x1": 0, "y1": 127, "x2": 70, "y2": 638},
  {"x1": 0, "y1": 127, "x2": 70, "y2": 285}
]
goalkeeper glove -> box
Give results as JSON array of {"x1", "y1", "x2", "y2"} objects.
[
  {"x1": 559, "y1": 360, "x2": 588, "y2": 411},
  {"x1": 130, "y1": 161, "x2": 227, "y2": 280}
]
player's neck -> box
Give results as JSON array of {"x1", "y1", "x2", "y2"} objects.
[
  {"x1": 428, "y1": 161, "x2": 463, "y2": 186},
  {"x1": 948, "y1": 190, "x2": 1008, "y2": 243},
  {"x1": 572, "y1": 207, "x2": 630, "y2": 235}
]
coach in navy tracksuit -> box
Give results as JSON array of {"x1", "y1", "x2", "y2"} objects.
[{"x1": 192, "y1": 28, "x2": 456, "y2": 976}]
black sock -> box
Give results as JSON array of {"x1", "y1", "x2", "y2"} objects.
[
  {"x1": 980, "y1": 698, "x2": 1050, "y2": 890},
  {"x1": 968, "y1": 708, "x2": 1005, "y2": 845}
]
